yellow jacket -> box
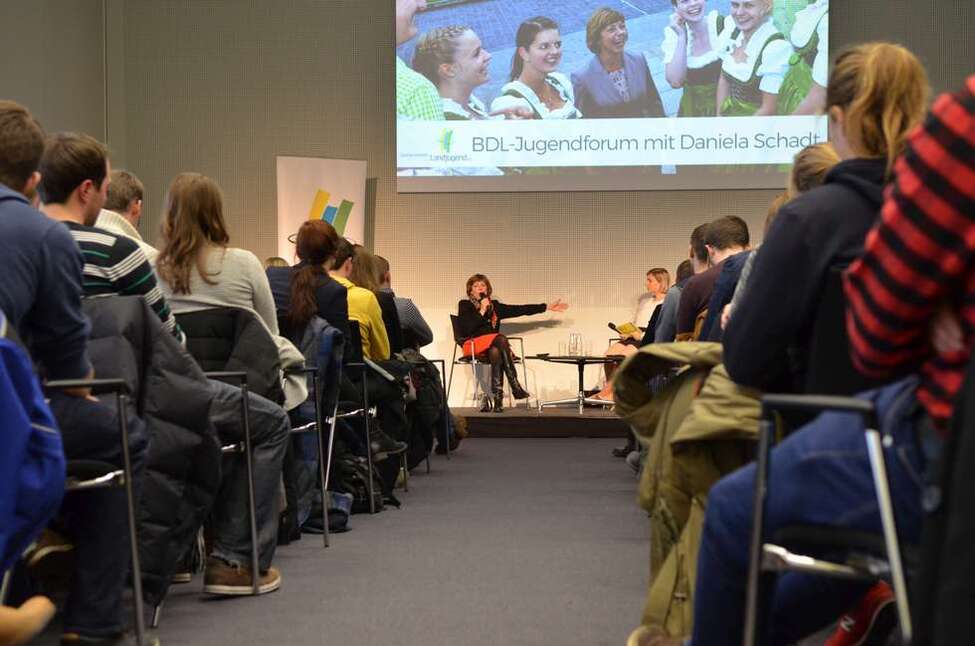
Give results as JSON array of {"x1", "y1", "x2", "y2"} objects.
[{"x1": 333, "y1": 275, "x2": 390, "y2": 360}]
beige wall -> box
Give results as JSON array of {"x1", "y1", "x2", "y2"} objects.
[{"x1": 3, "y1": 0, "x2": 971, "y2": 402}]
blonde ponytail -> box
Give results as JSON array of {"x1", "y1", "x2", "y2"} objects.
[{"x1": 826, "y1": 43, "x2": 929, "y2": 175}]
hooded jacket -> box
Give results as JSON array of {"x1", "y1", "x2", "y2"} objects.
[{"x1": 723, "y1": 158, "x2": 888, "y2": 391}]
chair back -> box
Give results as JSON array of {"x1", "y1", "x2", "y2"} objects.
[
  {"x1": 448, "y1": 315, "x2": 468, "y2": 346},
  {"x1": 802, "y1": 266, "x2": 885, "y2": 396},
  {"x1": 344, "y1": 320, "x2": 365, "y2": 365},
  {"x1": 176, "y1": 307, "x2": 284, "y2": 404}
]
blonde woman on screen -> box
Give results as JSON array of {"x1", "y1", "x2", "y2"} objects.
[
  {"x1": 491, "y1": 17, "x2": 583, "y2": 120},
  {"x1": 715, "y1": 0, "x2": 793, "y2": 116}
]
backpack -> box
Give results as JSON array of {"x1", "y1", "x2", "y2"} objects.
[
  {"x1": 332, "y1": 453, "x2": 385, "y2": 514},
  {"x1": 0, "y1": 311, "x2": 66, "y2": 571}
]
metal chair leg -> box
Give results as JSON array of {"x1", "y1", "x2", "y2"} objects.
[
  {"x1": 311, "y1": 372, "x2": 329, "y2": 548},
  {"x1": 446, "y1": 345, "x2": 457, "y2": 404},
  {"x1": 238, "y1": 383, "x2": 261, "y2": 594},
  {"x1": 115, "y1": 391, "x2": 147, "y2": 646},
  {"x1": 430, "y1": 358, "x2": 450, "y2": 461},
  {"x1": 401, "y1": 453, "x2": 409, "y2": 492},
  {"x1": 0, "y1": 569, "x2": 11, "y2": 605},
  {"x1": 150, "y1": 603, "x2": 163, "y2": 629},
  {"x1": 361, "y1": 376, "x2": 376, "y2": 515},
  {"x1": 743, "y1": 416, "x2": 775, "y2": 646},
  {"x1": 866, "y1": 429, "x2": 913, "y2": 642}
]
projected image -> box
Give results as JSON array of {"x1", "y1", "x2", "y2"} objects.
[{"x1": 395, "y1": 0, "x2": 829, "y2": 187}]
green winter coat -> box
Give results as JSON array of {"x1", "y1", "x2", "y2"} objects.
[{"x1": 614, "y1": 343, "x2": 761, "y2": 638}]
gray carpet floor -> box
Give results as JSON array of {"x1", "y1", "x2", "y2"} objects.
[{"x1": 141, "y1": 438, "x2": 648, "y2": 646}]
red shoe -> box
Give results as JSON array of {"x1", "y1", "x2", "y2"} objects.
[{"x1": 824, "y1": 581, "x2": 897, "y2": 646}]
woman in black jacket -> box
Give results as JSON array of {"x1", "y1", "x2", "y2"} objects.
[
  {"x1": 722, "y1": 42, "x2": 929, "y2": 394},
  {"x1": 457, "y1": 273, "x2": 568, "y2": 412}
]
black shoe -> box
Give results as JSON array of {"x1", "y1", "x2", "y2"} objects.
[
  {"x1": 479, "y1": 394, "x2": 492, "y2": 413},
  {"x1": 369, "y1": 428, "x2": 407, "y2": 461},
  {"x1": 611, "y1": 445, "x2": 630, "y2": 458},
  {"x1": 501, "y1": 351, "x2": 530, "y2": 400},
  {"x1": 492, "y1": 392, "x2": 504, "y2": 413}
]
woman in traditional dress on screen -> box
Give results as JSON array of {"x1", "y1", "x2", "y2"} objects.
[
  {"x1": 662, "y1": 0, "x2": 728, "y2": 117},
  {"x1": 715, "y1": 0, "x2": 793, "y2": 116},
  {"x1": 491, "y1": 17, "x2": 583, "y2": 120},
  {"x1": 456, "y1": 274, "x2": 568, "y2": 413},
  {"x1": 778, "y1": 0, "x2": 829, "y2": 114},
  {"x1": 570, "y1": 8, "x2": 665, "y2": 119}
]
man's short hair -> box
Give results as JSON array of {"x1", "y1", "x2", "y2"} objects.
[
  {"x1": 675, "y1": 259, "x2": 694, "y2": 283},
  {"x1": 0, "y1": 100, "x2": 45, "y2": 192},
  {"x1": 38, "y1": 133, "x2": 109, "y2": 205},
  {"x1": 704, "y1": 216, "x2": 750, "y2": 251},
  {"x1": 690, "y1": 223, "x2": 709, "y2": 263},
  {"x1": 105, "y1": 169, "x2": 144, "y2": 212}
]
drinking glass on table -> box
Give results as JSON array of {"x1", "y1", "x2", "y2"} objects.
[{"x1": 568, "y1": 333, "x2": 583, "y2": 356}]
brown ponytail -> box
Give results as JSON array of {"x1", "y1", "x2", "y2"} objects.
[
  {"x1": 289, "y1": 220, "x2": 338, "y2": 330},
  {"x1": 826, "y1": 43, "x2": 929, "y2": 175}
]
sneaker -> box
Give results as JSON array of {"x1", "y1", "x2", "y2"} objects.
[
  {"x1": 369, "y1": 428, "x2": 407, "y2": 462},
  {"x1": 170, "y1": 572, "x2": 192, "y2": 584},
  {"x1": 202, "y1": 557, "x2": 281, "y2": 596},
  {"x1": 61, "y1": 633, "x2": 160, "y2": 646},
  {"x1": 824, "y1": 581, "x2": 896, "y2": 646}
]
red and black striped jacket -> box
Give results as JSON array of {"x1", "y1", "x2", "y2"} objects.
[{"x1": 845, "y1": 76, "x2": 975, "y2": 428}]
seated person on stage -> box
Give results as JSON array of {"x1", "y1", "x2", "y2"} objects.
[
  {"x1": 94, "y1": 169, "x2": 158, "y2": 263},
  {"x1": 376, "y1": 255, "x2": 434, "y2": 350},
  {"x1": 654, "y1": 226, "x2": 710, "y2": 344},
  {"x1": 639, "y1": 61, "x2": 952, "y2": 646},
  {"x1": 456, "y1": 273, "x2": 568, "y2": 413},
  {"x1": 593, "y1": 267, "x2": 670, "y2": 402},
  {"x1": 0, "y1": 101, "x2": 152, "y2": 645},
  {"x1": 675, "y1": 216, "x2": 749, "y2": 341},
  {"x1": 155, "y1": 172, "x2": 293, "y2": 595},
  {"x1": 39, "y1": 134, "x2": 183, "y2": 344}
]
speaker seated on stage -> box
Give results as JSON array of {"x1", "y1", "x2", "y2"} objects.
[{"x1": 456, "y1": 273, "x2": 568, "y2": 413}]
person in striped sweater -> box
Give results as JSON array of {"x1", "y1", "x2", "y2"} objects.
[{"x1": 37, "y1": 133, "x2": 183, "y2": 344}]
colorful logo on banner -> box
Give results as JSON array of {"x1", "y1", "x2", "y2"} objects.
[
  {"x1": 307, "y1": 190, "x2": 354, "y2": 234},
  {"x1": 438, "y1": 129, "x2": 454, "y2": 154}
]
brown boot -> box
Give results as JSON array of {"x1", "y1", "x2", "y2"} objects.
[{"x1": 203, "y1": 556, "x2": 281, "y2": 596}]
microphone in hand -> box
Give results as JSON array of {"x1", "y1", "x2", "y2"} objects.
[{"x1": 608, "y1": 322, "x2": 620, "y2": 333}]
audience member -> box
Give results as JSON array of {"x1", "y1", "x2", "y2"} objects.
[
  {"x1": 655, "y1": 227, "x2": 709, "y2": 344},
  {"x1": 456, "y1": 274, "x2": 568, "y2": 412},
  {"x1": 0, "y1": 100, "x2": 152, "y2": 646},
  {"x1": 722, "y1": 43, "x2": 929, "y2": 393},
  {"x1": 38, "y1": 135, "x2": 183, "y2": 343},
  {"x1": 329, "y1": 238, "x2": 390, "y2": 361},
  {"x1": 375, "y1": 255, "x2": 434, "y2": 349},
  {"x1": 95, "y1": 169, "x2": 158, "y2": 262},
  {"x1": 675, "y1": 216, "x2": 749, "y2": 341},
  {"x1": 350, "y1": 246, "x2": 405, "y2": 356},
  {"x1": 638, "y1": 42, "x2": 931, "y2": 646},
  {"x1": 264, "y1": 256, "x2": 289, "y2": 269},
  {"x1": 722, "y1": 143, "x2": 840, "y2": 331}
]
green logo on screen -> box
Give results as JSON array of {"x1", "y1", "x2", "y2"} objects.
[{"x1": 438, "y1": 129, "x2": 454, "y2": 154}]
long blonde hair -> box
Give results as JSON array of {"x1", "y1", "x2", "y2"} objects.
[
  {"x1": 349, "y1": 245, "x2": 381, "y2": 293},
  {"x1": 826, "y1": 43, "x2": 929, "y2": 175},
  {"x1": 156, "y1": 173, "x2": 230, "y2": 295}
]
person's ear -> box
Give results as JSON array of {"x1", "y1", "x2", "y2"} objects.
[
  {"x1": 439, "y1": 62, "x2": 455, "y2": 80},
  {"x1": 23, "y1": 171, "x2": 41, "y2": 197},
  {"x1": 519, "y1": 46, "x2": 529, "y2": 62},
  {"x1": 828, "y1": 105, "x2": 844, "y2": 128}
]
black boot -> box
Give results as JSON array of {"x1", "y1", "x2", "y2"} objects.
[
  {"x1": 501, "y1": 350, "x2": 530, "y2": 400},
  {"x1": 491, "y1": 363, "x2": 505, "y2": 413},
  {"x1": 479, "y1": 394, "x2": 492, "y2": 413}
]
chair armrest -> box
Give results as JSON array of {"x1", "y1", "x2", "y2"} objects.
[
  {"x1": 363, "y1": 357, "x2": 396, "y2": 382},
  {"x1": 761, "y1": 394, "x2": 875, "y2": 425},
  {"x1": 45, "y1": 378, "x2": 128, "y2": 394}
]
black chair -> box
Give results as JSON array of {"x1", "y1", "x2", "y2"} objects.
[
  {"x1": 743, "y1": 268, "x2": 911, "y2": 644},
  {"x1": 446, "y1": 315, "x2": 528, "y2": 408}
]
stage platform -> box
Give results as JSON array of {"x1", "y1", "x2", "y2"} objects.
[{"x1": 456, "y1": 406, "x2": 629, "y2": 439}]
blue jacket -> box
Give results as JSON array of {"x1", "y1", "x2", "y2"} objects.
[
  {"x1": 571, "y1": 51, "x2": 666, "y2": 119},
  {"x1": 0, "y1": 310, "x2": 65, "y2": 571}
]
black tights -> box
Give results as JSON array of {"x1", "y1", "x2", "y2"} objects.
[{"x1": 483, "y1": 335, "x2": 511, "y2": 388}]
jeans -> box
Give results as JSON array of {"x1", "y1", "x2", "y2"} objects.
[
  {"x1": 691, "y1": 379, "x2": 927, "y2": 646},
  {"x1": 206, "y1": 379, "x2": 289, "y2": 572},
  {"x1": 49, "y1": 392, "x2": 149, "y2": 638}
]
